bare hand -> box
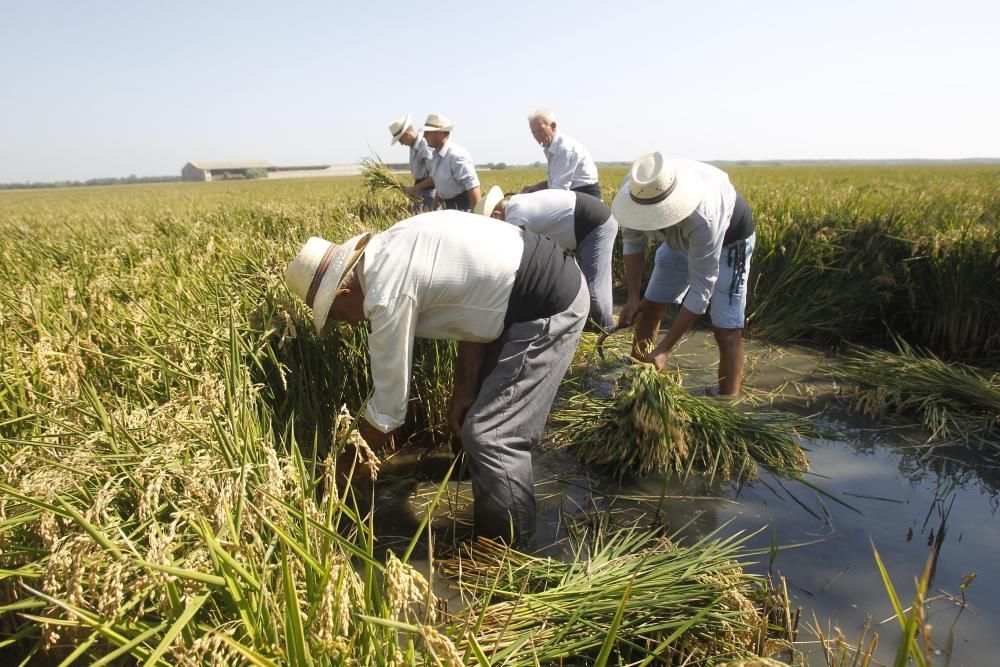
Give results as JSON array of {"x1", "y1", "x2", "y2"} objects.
[
  {"x1": 645, "y1": 350, "x2": 669, "y2": 371},
  {"x1": 403, "y1": 185, "x2": 416, "y2": 196},
  {"x1": 619, "y1": 299, "x2": 642, "y2": 328}
]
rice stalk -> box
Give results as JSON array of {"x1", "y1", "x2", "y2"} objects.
[
  {"x1": 440, "y1": 527, "x2": 788, "y2": 665},
  {"x1": 829, "y1": 340, "x2": 1000, "y2": 456},
  {"x1": 550, "y1": 364, "x2": 809, "y2": 482},
  {"x1": 360, "y1": 156, "x2": 417, "y2": 202}
]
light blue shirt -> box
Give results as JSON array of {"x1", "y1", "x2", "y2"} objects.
[
  {"x1": 544, "y1": 133, "x2": 599, "y2": 190},
  {"x1": 409, "y1": 134, "x2": 433, "y2": 182},
  {"x1": 620, "y1": 160, "x2": 737, "y2": 316},
  {"x1": 431, "y1": 140, "x2": 480, "y2": 199}
]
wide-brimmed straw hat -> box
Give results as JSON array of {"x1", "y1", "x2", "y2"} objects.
[
  {"x1": 611, "y1": 152, "x2": 703, "y2": 230},
  {"x1": 284, "y1": 233, "x2": 372, "y2": 335},
  {"x1": 473, "y1": 185, "x2": 505, "y2": 217},
  {"x1": 388, "y1": 114, "x2": 412, "y2": 145},
  {"x1": 420, "y1": 113, "x2": 455, "y2": 133}
]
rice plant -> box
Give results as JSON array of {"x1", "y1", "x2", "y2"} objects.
[
  {"x1": 828, "y1": 340, "x2": 1000, "y2": 456},
  {"x1": 550, "y1": 364, "x2": 809, "y2": 482}
]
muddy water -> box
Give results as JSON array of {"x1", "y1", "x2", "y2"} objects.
[{"x1": 374, "y1": 331, "x2": 1000, "y2": 665}]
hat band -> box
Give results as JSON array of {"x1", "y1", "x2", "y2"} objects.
[
  {"x1": 305, "y1": 244, "x2": 337, "y2": 309},
  {"x1": 630, "y1": 177, "x2": 678, "y2": 206}
]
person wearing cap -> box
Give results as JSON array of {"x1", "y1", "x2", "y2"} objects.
[
  {"x1": 413, "y1": 113, "x2": 481, "y2": 212},
  {"x1": 284, "y1": 211, "x2": 588, "y2": 547},
  {"x1": 521, "y1": 108, "x2": 600, "y2": 199},
  {"x1": 475, "y1": 187, "x2": 618, "y2": 331},
  {"x1": 388, "y1": 114, "x2": 435, "y2": 213},
  {"x1": 612, "y1": 152, "x2": 756, "y2": 396}
]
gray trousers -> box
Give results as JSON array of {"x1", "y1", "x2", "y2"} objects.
[
  {"x1": 461, "y1": 279, "x2": 589, "y2": 547},
  {"x1": 576, "y1": 215, "x2": 619, "y2": 331}
]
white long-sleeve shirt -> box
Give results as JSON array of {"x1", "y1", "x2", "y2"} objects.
[
  {"x1": 544, "y1": 133, "x2": 599, "y2": 190},
  {"x1": 504, "y1": 190, "x2": 577, "y2": 249},
  {"x1": 620, "y1": 160, "x2": 737, "y2": 316},
  {"x1": 359, "y1": 211, "x2": 522, "y2": 432}
]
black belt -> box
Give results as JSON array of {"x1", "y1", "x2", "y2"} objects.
[{"x1": 441, "y1": 191, "x2": 471, "y2": 211}]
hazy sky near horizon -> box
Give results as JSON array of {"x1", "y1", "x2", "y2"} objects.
[{"x1": 2, "y1": 0, "x2": 999, "y2": 182}]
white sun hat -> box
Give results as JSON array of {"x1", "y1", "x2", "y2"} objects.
[
  {"x1": 611, "y1": 152, "x2": 704, "y2": 230},
  {"x1": 420, "y1": 113, "x2": 455, "y2": 133},
  {"x1": 284, "y1": 233, "x2": 372, "y2": 335},
  {"x1": 473, "y1": 185, "x2": 505, "y2": 217},
  {"x1": 388, "y1": 114, "x2": 412, "y2": 145}
]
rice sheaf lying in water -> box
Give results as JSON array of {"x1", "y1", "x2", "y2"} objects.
[{"x1": 550, "y1": 364, "x2": 810, "y2": 481}]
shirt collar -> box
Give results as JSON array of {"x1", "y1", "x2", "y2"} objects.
[
  {"x1": 436, "y1": 139, "x2": 453, "y2": 157},
  {"x1": 543, "y1": 133, "x2": 562, "y2": 156}
]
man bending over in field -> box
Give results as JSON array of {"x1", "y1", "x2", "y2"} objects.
[
  {"x1": 613, "y1": 152, "x2": 756, "y2": 396},
  {"x1": 285, "y1": 211, "x2": 588, "y2": 547},
  {"x1": 475, "y1": 187, "x2": 618, "y2": 331}
]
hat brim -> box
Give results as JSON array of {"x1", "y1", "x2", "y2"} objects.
[
  {"x1": 420, "y1": 124, "x2": 454, "y2": 133},
  {"x1": 311, "y1": 232, "x2": 372, "y2": 335},
  {"x1": 473, "y1": 185, "x2": 504, "y2": 217},
  {"x1": 611, "y1": 162, "x2": 704, "y2": 231},
  {"x1": 391, "y1": 114, "x2": 411, "y2": 145}
]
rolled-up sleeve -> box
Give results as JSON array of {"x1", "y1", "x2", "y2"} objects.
[
  {"x1": 622, "y1": 226, "x2": 649, "y2": 256},
  {"x1": 451, "y1": 153, "x2": 480, "y2": 191},
  {"x1": 546, "y1": 148, "x2": 575, "y2": 190},
  {"x1": 364, "y1": 295, "x2": 418, "y2": 433},
  {"x1": 680, "y1": 215, "x2": 724, "y2": 316}
]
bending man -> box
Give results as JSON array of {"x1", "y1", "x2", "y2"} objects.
[
  {"x1": 476, "y1": 187, "x2": 618, "y2": 331},
  {"x1": 285, "y1": 211, "x2": 587, "y2": 546},
  {"x1": 613, "y1": 152, "x2": 756, "y2": 396}
]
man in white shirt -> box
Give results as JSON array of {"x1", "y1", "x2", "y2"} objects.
[
  {"x1": 521, "y1": 108, "x2": 600, "y2": 198},
  {"x1": 613, "y1": 152, "x2": 757, "y2": 396},
  {"x1": 388, "y1": 114, "x2": 435, "y2": 213},
  {"x1": 284, "y1": 211, "x2": 588, "y2": 547},
  {"x1": 410, "y1": 113, "x2": 481, "y2": 212},
  {"x1": 477, "y1": 188, "x2": 618, "y2": 331}
]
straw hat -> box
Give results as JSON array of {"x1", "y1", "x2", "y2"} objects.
[
  {"x1": 284, "y1": 233, "x2": 372, "y2": 335},
  {"x1": 473, "y1": 185, "x2": 505, "y2": 217},
  {"x1": 611, "y1": 152, "x2": 703, "y2": 230},
  {"x1": 420, "y1": 113, "x2": 455, "y2": 133},
  {"x1": 388, "y1": 114, "x2": 412, "y2": 145}
]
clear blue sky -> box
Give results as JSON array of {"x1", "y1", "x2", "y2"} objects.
[{"x1": 3, "y1": 0, "x2": 998, "y2": 182}]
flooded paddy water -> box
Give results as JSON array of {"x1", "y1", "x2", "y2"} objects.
[{"x1": 374, "y1": 330, "x2": 1000, "y2": 665}]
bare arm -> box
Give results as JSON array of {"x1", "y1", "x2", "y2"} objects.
[
  {"x1": 467, "y1": 185, "x2": 482, "y2": 210},
  {"x1": 521, "y1": 179, "x2": 548, "y2": 193},
  {"x1": 449, "y1": 341, "x2": 487, "y2": 436},
  {"x1": 648, "y1": 306, "x2": 699, "y2": 369},
  {"x1": 619, "y1": 251, "x2": 646, "y2": 326}
]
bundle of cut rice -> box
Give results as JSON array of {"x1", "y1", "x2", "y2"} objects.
[{"x1": 550, "y1": 364, "x2": 809, "y2": 481}]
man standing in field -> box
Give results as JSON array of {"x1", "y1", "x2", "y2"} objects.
[
  {"x1": 475, "y1": 187, "x2": 618, "y2": 331},
  {"x1": 613, "y1": 152, "x2": 756, "y2": 396},
  {"x1": 521, "y1": 108, "x2": 600, "y2": 198},
  {"x1": 388, "y1": 114, "x2": 435, "y2": 213},
  {"x1": 284, "y1": 210, "x2": 588, "y2": 547},
  {"x1": 410, "y1": 113, "x2": 481, "y2": 212}
]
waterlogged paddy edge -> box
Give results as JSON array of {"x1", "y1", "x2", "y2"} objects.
[
  {"x1": 1, "y1": 166, "x2": 998, "y2": 663},
  {"x1": 383, "y1": 331, "x2": 1000, "y2": 665}
]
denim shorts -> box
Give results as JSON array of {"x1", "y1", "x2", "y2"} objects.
[{"x1": 644, "y1": 233, "x2": 756, "y2": 329}]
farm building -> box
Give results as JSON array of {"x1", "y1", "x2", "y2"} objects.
[
  {"x1": 181, "y1": 161, "x2": 357, "y2": 181},
  {"x1": 181, "y1": 161, "x2": 272, "y2": 182}
]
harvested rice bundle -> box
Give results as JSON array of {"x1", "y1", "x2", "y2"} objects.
[
  {"x1": 360, "y1": 157, "x2": 417, "y2": 201},
  {"x1": 550, "y1": 364, "x2": 809, "y2": 481},
  {"x1": 440, "y1": 528, "x2": 785, "y2": 666},
  {"x1": 831, "y1": 341, "x2": 1000, "y2": 454}
]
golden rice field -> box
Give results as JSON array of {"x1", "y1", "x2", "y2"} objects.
[{"x1": 1, "y1": 165, "x2": 998, "y2": 665}]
